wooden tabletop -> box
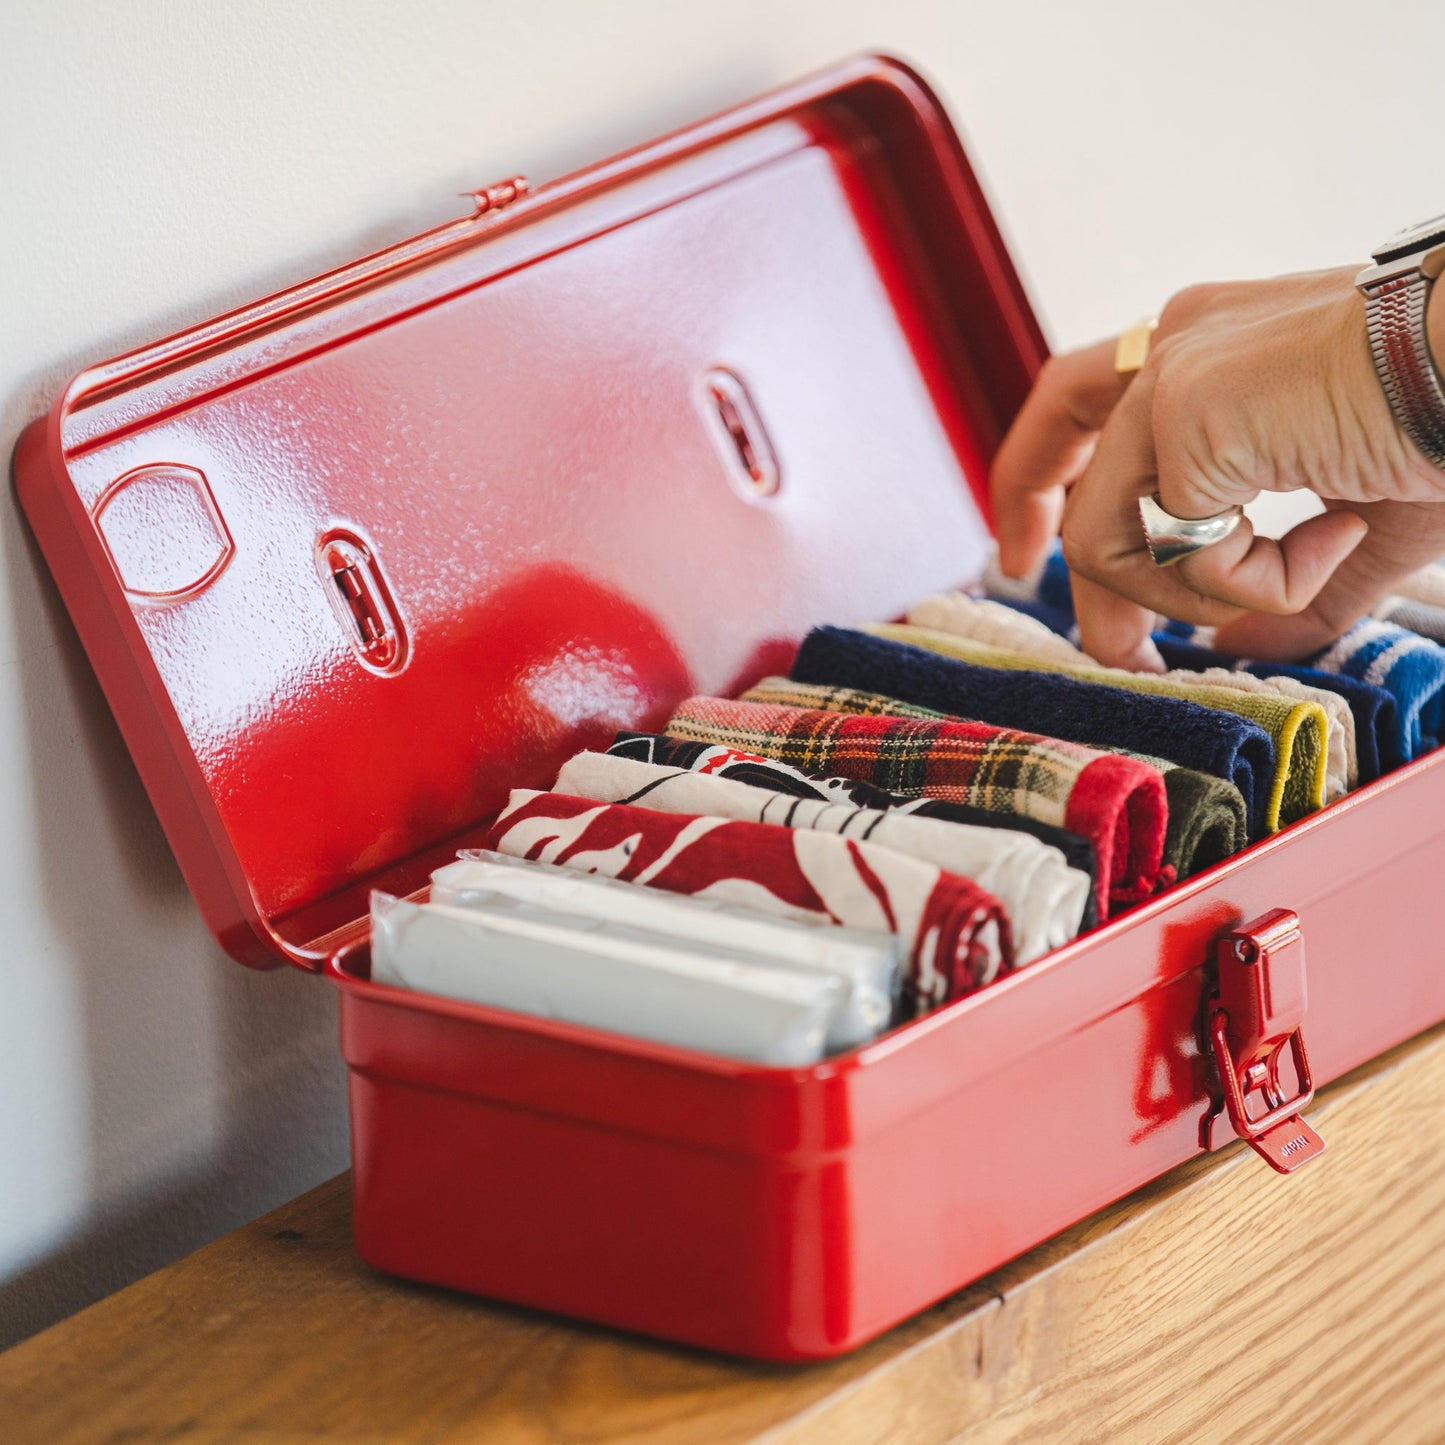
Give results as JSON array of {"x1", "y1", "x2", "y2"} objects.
[{"x1": 6, "y1": 1023, "x2": 1445, "y2": 1444}]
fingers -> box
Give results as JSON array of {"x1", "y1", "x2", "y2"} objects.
[
  {"x1": 1070, "y1": 571, "x2": 1167, "y2": 673},
  {"x1": 1062, "y1": 369, "x2": 1250, "y2": 660},
  {"x1": 1061, "y1": 356, "x2": 1369, "y2": 668},
  {"x1": 990, "y1": 339, "x2": 1126, "y2": 578},
  {"x1": 1214, "y1": 500, "x2": 1442, "y2": 659},
  {"x1": 1168, "y1": 509, "x2": 1368, "y2": 616}
]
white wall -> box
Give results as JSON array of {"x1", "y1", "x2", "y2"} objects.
[{"x1": 3, "y1": 0, "x2": 1442, "y2": 1346}]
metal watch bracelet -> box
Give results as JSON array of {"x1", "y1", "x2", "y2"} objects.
[{"x1": 1360, "y1": 269, "x2": 1445, "y2": 467}]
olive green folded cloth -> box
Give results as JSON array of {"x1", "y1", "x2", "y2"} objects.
[
  {"x1": 743, "y1": 677, "x2": 1248, "y2": 878},
  {"x1": 865, "y1": 623, "x2": 1329, "y2": 833}
]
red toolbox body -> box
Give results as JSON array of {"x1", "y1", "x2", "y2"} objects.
[{"x1": 15, "y1": 54, "x2": 1445, "y2": 1361}]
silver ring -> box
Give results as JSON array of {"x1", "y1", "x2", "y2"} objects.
[{"x1": 1138, "y1": 492, "x2": 1245, "y2": 567}]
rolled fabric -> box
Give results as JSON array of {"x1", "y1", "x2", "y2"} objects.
[
  {"x1": 789, "y1": 626, "x2": 1271, "y2": 840},
  {"x1": 554, "y1": 750, "x2": 1088, "y2": 964},
  {"x1": 1395, "y1": 561, "x2": 1445, "y2": 610},
  {"x1": 1304, "y1": 618, "x2": 1445, "y2": 764},
  {"x1": 1375, "y1": 594, "x2": 1445, "y2": 645},
  {"x1": 1152, "y1": 766, "x2": 1248, "y2": 878},
  {"x1": 483, "y1": 789, "x2": 1013, "y2": 1016},
  {"x1": 915, "y1": 594, "x2": 1354, "y2": 798},
  {"x1": 1184, "y1": 670, "x2": 1353, "y2": 798},
  {"x1": 987, "y1": 542, "x2": 1403, "y2": 780},
  {"x1": 1149, "y1": 636, "x2": 1399, "y2": 783},
  {"x1": 371, "y1": 893, "x2": 845, "y2": 1067},
  {"x1": 748, "y1": 674, "x2": 1246, "y2": 880},
  {"x1": 908, "y1": 593, "x2": 1091, "y2": 665},
  {"x1": 868, "y1": 622, "x2": 1329, "y2": 834},
  {"x1": 664, "y1": 696, "x2": 1170, "y2": 915},
  {"x1": 608, "y1": 732, "x2": 1102, "y2": 929},
  {"x1": 985, "y1": 548, "x2": 1076, "y2": 619},
  {"x1": 431, "y1": 851, "x2": 901, "y2": 1051}
]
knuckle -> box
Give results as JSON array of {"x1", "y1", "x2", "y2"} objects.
[
  {"x1": 1157, "y1": 282, "x2": 1231, "y2": 338},
  {"x1": 1034, "y1": 353, "x2": 1065, "y2": 395},
  {"x1": 1059, "y1": 525, "x2": 1096, "y2": 579}
]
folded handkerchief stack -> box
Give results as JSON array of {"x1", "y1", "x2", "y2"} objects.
[
  {"x1": 553, "y1": 750, "x2": 1089, "y2": 963},
  {"x1": 987, "y1": 541, "x2": 1412, "y2": 781},
  {"x1": 911, "y1": 595, "x2": 1355, "y2": 799},
  {"x1": 869, "y1": 622, "x2": 1329, "y2": 833},
  {"x1": 608, "y1": 732, "x2": 1102, "y2": 927},
  {"x1": 371, "y1": 892, "x2": 850, "y2": 1067},
  {"x1": 430, "y1": 851, "x2": 899, "y2": 1050},
  {"x1": 483, "y1": 789, "x2": 1013, "y2": 1015},
  {"x1": 1152, "y1": 634, "x2": 1398, "y2": 783},
  {"x1": 750, "y1": 669, "x2": 1246, "y2": 879},
  {"x1": 790, "y1": 626, "x2": 1264, "y2": 843},
  {"x1": 665, "y1": 695, "x2": 1170, "y2": 914}
]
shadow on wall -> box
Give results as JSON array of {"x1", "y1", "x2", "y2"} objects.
[
  {"x1": 0, "y1": 57, "x2": 773, "y2": 1348},
  {"x1": 0, "y1": 444, "x2": 349, "y2": 1351}
]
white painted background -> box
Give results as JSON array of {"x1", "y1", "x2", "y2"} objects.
[{"x1": 3, "y1": 0, "x2": 1442, "y2": 1346}]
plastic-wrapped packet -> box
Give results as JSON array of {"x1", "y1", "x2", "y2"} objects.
[
  {"x1": 433, "y1": 850, "x2": 901, "y2": 1048},
  {"x1": 370, "y1": 891, "x2": 845, "y2": 1068}
]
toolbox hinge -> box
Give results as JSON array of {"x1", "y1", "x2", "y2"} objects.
[
  {"x1": 1201, "y1": 908, "x2": 1326, "y2": 1174},
  {"x1": 465, "y1": 174, "x2": 530, "y2": 217}
]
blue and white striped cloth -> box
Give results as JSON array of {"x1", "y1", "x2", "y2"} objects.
[{"x1": 1304, "y1": 619, "x2": 1445, "y2": 764}]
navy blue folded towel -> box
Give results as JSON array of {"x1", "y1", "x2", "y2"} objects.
[
  {"x1": 1153, "y1": 635, "x2": 1400, "y2": 781},
  {"x1": 791, "y1": 626, "x2": 1276, "y2": 837}
]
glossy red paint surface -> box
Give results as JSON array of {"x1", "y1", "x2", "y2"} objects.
[
  {"x1": 14, "y1": 55, "x2": 1039, "y2": 968},
  {"x1": 16, "y1": 55, "x2": 1445, "y2": 1360},
  {"x1": 333, "y1": 754, "x2": 1445, "y2": 1357}
]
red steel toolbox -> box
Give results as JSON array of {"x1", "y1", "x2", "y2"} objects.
[{"x1": 14, "y1": 54, "x2": 1445, "y2": 1362}]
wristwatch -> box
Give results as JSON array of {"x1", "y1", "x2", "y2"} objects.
[{"x1": 1356, "y1": 215, "x2": 1445, "y2": 467}]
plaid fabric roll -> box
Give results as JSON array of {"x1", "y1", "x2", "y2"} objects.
[
  {"x1": 747, "y1": 673, "x2": 1246, "y2": 880},
  {"x1": 869, "y1": 622, "x2": 1328, "y2": 833},
  {"x1": 608, "y1": 732, "x2": 1102, "y2": 929},
  {"x1": 665, "y1": 696, "x2": 1169, "y2": 915},
  {"x1": 483, "y1": 789, "x2": 1012, "y2": 1016},
  {"x1": 1305, "y1": 618, "x2": 1445, "y2": 763}
]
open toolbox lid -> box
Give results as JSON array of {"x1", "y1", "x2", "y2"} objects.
[{"x1": 13, "y1": 54, "x2": 1046, "y2": 971}]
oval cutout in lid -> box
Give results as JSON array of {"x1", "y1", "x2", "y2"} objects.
[{"x1": 91, "y1": 463, "x2": 234, "y2": 601}]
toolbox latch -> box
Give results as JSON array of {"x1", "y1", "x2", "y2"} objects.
[{"x1": 1201, "y1": 908, "x2": 1326, "y2": 1174}]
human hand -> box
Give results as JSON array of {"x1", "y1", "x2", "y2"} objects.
[{"x1": 988, "y1": 266, "x2": 1445, "y2": 669}]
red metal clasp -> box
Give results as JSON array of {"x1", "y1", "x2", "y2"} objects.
[
  {"x1": 1202, "y1": 908, "x2": 1325, "y2": 1174},
  {"x1": 465, "y1": 174, "x2": 529, "y2": 216}
]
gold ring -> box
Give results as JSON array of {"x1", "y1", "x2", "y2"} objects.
[{"x1": 1115, "y1": 316, "x2": 1159, "y2": 378}]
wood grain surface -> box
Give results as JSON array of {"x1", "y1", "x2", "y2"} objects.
[{"x1": 6, "y1": 1023, "x2": 1445, "y2": 1444}]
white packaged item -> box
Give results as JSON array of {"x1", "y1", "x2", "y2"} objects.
[
  {"x1": 433, "y1": 850, "x2": 900, "y2": 1046},
  {"x1": 370, "y1": 891, "x2": 847, "y2": 1068}
]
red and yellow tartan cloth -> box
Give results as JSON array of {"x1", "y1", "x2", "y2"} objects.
[
  {"x1": 483, "y1": 789, "x2": 1013, "y2": 1015},
  {"x1": 666, "y1": 696, "x2": 1170, "y2": 916}
]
